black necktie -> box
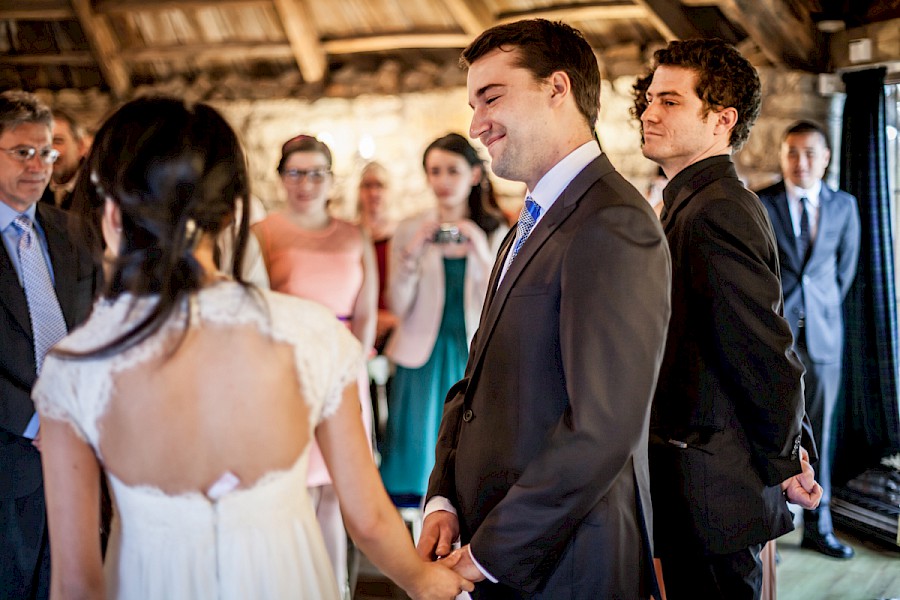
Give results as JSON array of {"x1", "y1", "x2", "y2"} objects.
[{"x1": 797, "y1": 197, "x2": 811, "y2": 261}]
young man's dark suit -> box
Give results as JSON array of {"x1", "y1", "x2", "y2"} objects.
[
  {"x1": 757, "y1": 180, "x2": 860, "y2": 544},
  {"x1": 651, "y1": 156, "x2": 810, "y2": 598},
  {"x1": 427, "y1": 153, "x2": 671, "y2": 599},
  {"x1": 0, "y1": 203, "x2": 98, "y2": 599}
]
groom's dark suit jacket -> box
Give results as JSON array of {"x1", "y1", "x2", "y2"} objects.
[
  {"x1": 1, "y1": 202, "x2": 98, "y2": 596},
  {"x1": 427, "y1": 154, "x2": 671, "y2": 598}
]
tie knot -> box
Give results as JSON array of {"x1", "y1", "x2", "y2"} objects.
[
  {"x1": 13, "y1": 214, "x2": 33, "y2": 235},
  {"x1": 523, "y1": 197, "x2": 541, "y2": 222}
]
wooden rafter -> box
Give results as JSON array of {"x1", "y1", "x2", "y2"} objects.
[
  {"x1": 122, "y1": 42, "x2": 294, "y2": 63},
  {"x1": 630, "y1": 0, "x2": 704, "y2": 40},
  {"x1": 0, "y1": 0, "x2": 74, "y2": 20},
  {"x1": 497, "y1": 2, "x2": 647, "y2": 23},
  {"x1": 94, "y1": 0, "x2": 268, "y2": 15},
  {"x1": 323, "y1": 33, "x2": 472, "y2": 54},
  {"x1": 0, "y1": 52, "x2": 93, "y2": 66},
  {"x1": 719, "y1": 0, "x2": 816, "y2": 68},
  {"x1": 69, "y1": 0, "x2": 131, "y2": 98},
  {"x1": 271, "y1": 0, "x2": 326, "y2": 84},
  {"x1": 441, "y1": 0, "x2": 492, "y2": 36}
]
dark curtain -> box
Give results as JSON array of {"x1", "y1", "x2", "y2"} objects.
[{"x1": 834, "y1": 67, "x2": 900, "y2": 483}]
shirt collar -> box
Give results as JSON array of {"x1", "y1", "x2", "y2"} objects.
[
  {"x1": 527, "y1": 141, "x2": 601, "y2": 212},
  {"x1": 784, "y1": 179, "x2": 822, "y2": 208},
  {"x1": 0, "y1": 200, "x2": 38, "y2": 233}
]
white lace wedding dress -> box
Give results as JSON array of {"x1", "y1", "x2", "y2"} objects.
[{"x1": 33, "y1": 282, "x2": 362, "y2": 599}]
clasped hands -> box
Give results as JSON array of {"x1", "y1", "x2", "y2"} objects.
[
  {"x1": 781, "y1": 446, "x2": 823, "y2": 509},
  {"x1": 416, "y1": 510, "x2": 482, "y2": 597}
]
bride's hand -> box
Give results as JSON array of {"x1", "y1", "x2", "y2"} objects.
[{"x1": 406, "y1": 555, "x2": 475, "y2": 600}]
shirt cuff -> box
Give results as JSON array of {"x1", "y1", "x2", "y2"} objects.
[
  {"x1": 423, "y1": 495, "x2": 457, "y2": 520},
  {"x1": 22, "y1": 412, "x2": 39, "y2": 439},
  {"x1": 468, "y1": 545, "x2": 498, "y2": 583}
]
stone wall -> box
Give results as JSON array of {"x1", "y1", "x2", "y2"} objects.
[{"x1": 34, "y1": 66, "x2": 843, "y2": 222}]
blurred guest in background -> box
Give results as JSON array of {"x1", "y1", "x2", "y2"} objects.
[
  {"x1": 379, "y1": 133, "x2": 506, "y2": 506},
  {"x1": 757, "y1": 120, "x2": 860, "y2": 560},
  {"x1": 254, "y1": 134, "x2": 377, "y2": 598},
  {"x1": 40, "y1": 108, "x2": 88, "y2": 211},
  {"x1": 357, "y1": 161, "x2": 398, "y2": 353}
]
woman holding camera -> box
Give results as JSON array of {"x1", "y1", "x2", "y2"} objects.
[{"x1": 379, "y1": 133, "x2": 507, "y2": 502}]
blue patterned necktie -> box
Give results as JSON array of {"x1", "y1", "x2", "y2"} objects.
[
  {"x1": 511, "y1": 197, "x2": 542, "y2": 260},
  {"x1": 13, "y1": 215, "x2": 68, "y2": 375}
]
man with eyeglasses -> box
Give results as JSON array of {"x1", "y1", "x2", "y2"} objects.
[
  {"x1": 0, "y1": 90, "x2": 99, "y2": 599},
  {"x1": 39, "y1": 108, "x2": 89, "y2": 211}
]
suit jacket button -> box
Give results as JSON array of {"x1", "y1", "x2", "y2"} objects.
[{"x1": 462, "y1": 409, "x2": 474, "y2": 422}]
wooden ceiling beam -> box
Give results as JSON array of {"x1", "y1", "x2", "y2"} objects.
[
  {"x1": 70, "y1": 0, "x2": 131, "y2": 98},
  {"x1": 0, "y1": 52, "x2": 93, "y2": 66},
  {"x1": 272, "y1": 0, "x2": 326, "y2": 83},
  {"x1": 94, "y1": 0, "x2": 268, "y2": 15},
  {"x1": 122, "y1": 42, "x2": 294, "y2": 62},
  {"x1": 441, "y1": 0, "x2": 492, "y2": 36},
  {"x1": 719, "y1": 0, "x2": 816, "y2": 68},
  {"x1": 0, "y1": 0, "x2": 74, "y2": 20},
  {"x1": 323, "y1": 33, "x2": 472, "y2": 54},
  {"x1": 630, "y1": 0, "x2": 705, "y2": 41},
  {"x1": 497, "y1": 3, "x2": 647, "y2": 23}
]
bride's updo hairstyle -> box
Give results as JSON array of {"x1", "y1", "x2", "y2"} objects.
[{"x1": 78, "y1": 96, "x2": 251, "y2": 357}]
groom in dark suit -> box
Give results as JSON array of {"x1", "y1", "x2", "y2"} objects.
[
  {"x1": 0, "y1": 90, "x2": 98, "y2": 599},
  {"x1": 416, "y1": 19, "x2": 671, "y2": 599},
  {"x1": 757, "y1": 120, "x2": 861, "y2": 559}
]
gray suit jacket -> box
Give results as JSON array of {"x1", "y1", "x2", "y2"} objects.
[
  {"x1": 757, "y1": 181, "x2": 860, "y2": 364},
  {"x1": 427, "y1": 154, "x2": 671, "y2": 598}
]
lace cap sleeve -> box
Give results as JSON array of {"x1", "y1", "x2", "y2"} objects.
[
  {"x1": 266, "y1": 291, "x2": 364, "y2": 422},
  {"x1": 32, "y1": 353, "x2": 92, "y2": 443}
]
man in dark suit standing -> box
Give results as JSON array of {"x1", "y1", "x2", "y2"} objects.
[
  {"x1": 416, "y1": 19, "x2": 671, "y2": 599},
  {"x1": 757, "y1": 120, "x2": 860, "y2": 559},
  {"x1": 633, "y1": 40, "x2": 823, "y2": 599},
  {"x1": 0, "y1": 90, "x2": 98, "y2": 599}
]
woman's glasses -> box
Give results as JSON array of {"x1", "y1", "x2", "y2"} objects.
[
  {"x1": 281, "y1": 168, "x2": 330, "y2": 183},
  {"x1": 0, "y1": 145, "x2": 61, "y2": 165}
]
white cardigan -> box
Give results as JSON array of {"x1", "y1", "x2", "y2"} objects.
[{"x1": 385, "y1": 210, "x2": 508, "y2": 369}]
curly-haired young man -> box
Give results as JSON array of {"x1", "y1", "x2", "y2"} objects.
[{"x1": 633, "y1": 39, "x2": 823, "y2": 600}]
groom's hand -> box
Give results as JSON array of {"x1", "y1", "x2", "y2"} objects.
[
  {"x1": 446, "y1": 545, "x2": 486, "y2": 583},
  {"x1": 417, "y1": 510, "x2": 459, "y2": 561}
]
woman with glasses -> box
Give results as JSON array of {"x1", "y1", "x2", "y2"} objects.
[
  {"x1": 253, "y1": 134, "x2": 377, "y2": 598},
  {"x1": 34, "y1": 96, "x2": 471, "y2": 600},
  {"x1": 378, "y1": 133, "x2": 507, "y2": 506}
]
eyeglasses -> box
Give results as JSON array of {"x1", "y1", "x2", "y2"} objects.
[
  {"x1": 281, "y1": 168, "x2": 330, "y2": 183},
  {"x1": 0, "y1": 145, "x2": 60, "y2": 165}
]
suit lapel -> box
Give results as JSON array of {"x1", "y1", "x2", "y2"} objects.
[
  {"x1": 0, "y1": 236, "x2": 31, "y2": 336},
  {"x1": 770, "y1": 185, "x2": 804, "y2": 270},
  {"x1": 36, "y1": 205, "x2": 77, "y2": 329},
  {"x1": 466, "y1": 154, "x2": 613, "y2": 377}
]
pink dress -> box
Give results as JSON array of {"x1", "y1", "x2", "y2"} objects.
[{"x1": 256, "y1": 212, "x2": 373, "y2": 487}]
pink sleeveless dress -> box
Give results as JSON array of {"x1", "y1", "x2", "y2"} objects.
[{"x1": 256, "y1": 213, "x2": 373, "y2": 486}]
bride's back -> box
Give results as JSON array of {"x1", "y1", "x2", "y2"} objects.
[{"x1": 99, "y1": 318, "x2": 311, "y2": 496}]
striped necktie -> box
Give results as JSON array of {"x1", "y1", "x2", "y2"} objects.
[
  {"x1": 13, "y1": 215, "x2": 68, "y2": 374},
  {"x1": 511, "y1": 197, "x2": 542, "y2": 260}
]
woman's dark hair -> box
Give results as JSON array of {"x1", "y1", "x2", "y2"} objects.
[
  {"x1": 66, "y1": 96, "x2": 251, "y2": 358},
  {"x1": 423, "y1": 133, "x2": 503, "y2": 234},
  {"x1": 277, "y1": 134, "x2": 332, "y2": 173}
]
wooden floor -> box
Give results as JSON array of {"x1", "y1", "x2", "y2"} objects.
[{"x1": 353, "y1": 522, "x2": 900, "y2": 600}]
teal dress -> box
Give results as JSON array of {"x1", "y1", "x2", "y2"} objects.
[{"x1": 380, "y1": 257, "x2": 469, "y2": 500}]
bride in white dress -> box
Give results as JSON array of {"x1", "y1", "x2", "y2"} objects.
[{"x1": 32, "y1": 97, "x2": 473, "y2": 600}]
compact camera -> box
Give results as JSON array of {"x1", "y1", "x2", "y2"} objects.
[{"x1": 432, "y1": 223, "x2": 466, "y2": 244}]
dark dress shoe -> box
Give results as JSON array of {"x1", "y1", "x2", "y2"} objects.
[{"x1": 801, "y1": 532, "x2": 855, "y2": 559}]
